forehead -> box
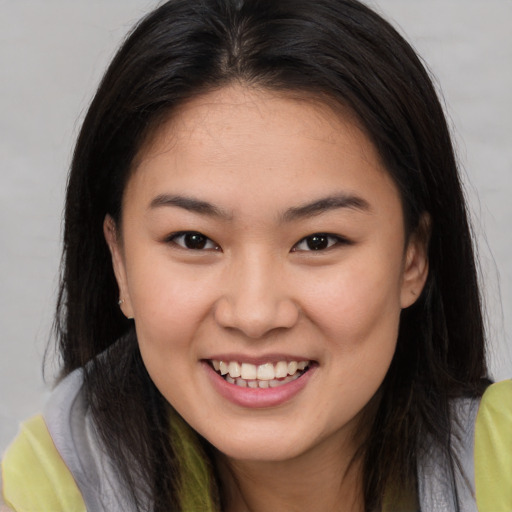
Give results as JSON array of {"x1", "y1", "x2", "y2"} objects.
[
  {"x1": 137, "y1": 85, "x2": 372, "y2": 164},
  {"x1": 125, "y1": 85, "x2": 401, "y2": 222}
]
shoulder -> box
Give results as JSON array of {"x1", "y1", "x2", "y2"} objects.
[
  {"x1": 474, "y1": 379, "x2": 512, "y2": 511},
  {"x1": 2, "y1": 367, "x2": 145, "y2": 512},
  {"x1": 0, "y1": 472, "x2": 14, "y2": 511},
  {"x1": 475, "y1": 379, "x2": 512, "y2": 446},
  {"x1": 1, "y1": 414, "x2": 86, "y2": 511},
  {"x1": 417, "y1": 382, "x2": 512, "y2": 512},
  {"x1": 1, "y1": 371, "x2": 86, "y2": 512},
  {"x1": 477, "y1": 378, "x2": 512, "y2": 412}
]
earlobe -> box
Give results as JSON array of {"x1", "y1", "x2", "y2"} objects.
[
  {"x1": 400, "y1": 214, "x2": 430, "y2": 309},
  {"x1": 103, "y1": 215, "x2": 134, "y2": 319}
]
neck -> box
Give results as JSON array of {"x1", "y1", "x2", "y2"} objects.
[{"x1": 217, "y1": 435, "x2": 365, "y2": 512}]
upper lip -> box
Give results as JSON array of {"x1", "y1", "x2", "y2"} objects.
[{"x1": 202, "y1": 354, "x2": 314, "y2": 365}]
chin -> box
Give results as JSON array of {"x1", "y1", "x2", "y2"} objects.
[
  {"x1": 203, "y1": 423, "x2": 318, "y2": 463},
  {"x1": 216, "y1": 440, "x2": 305, "y2": 463}
]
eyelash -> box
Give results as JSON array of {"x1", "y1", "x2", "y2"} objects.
[
  {"x1": 291, "y1": 233, "x2": 351, "y2": 252},
  {"x1": 166, "y1": 231, "x2": 351, "y2": 252},
  {"x1": 166, "y1": 231, "x2": 220, "y2": 251}
]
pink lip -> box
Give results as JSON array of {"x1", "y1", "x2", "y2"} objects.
[{"x1": 202, "y1": 361, "x2": 315, "y2": 409}]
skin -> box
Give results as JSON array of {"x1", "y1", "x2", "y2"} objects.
[{"x1": 104, "y1": 85, "x2": 428, "y2": 512}]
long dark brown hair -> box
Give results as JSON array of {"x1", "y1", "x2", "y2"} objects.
[{"x1": 54, "y1": 0, "x2": 489, "y2": 510}]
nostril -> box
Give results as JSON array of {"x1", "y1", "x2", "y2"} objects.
[{"x1": 213, "y1": 295, "x2": 300, "y2": 338}]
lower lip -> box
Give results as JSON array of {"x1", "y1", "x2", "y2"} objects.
[{"x1": 203, "y1": 362, "x2": 315, "y2": 408}]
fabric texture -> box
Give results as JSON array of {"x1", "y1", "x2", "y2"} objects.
[
  {"x1": 1, "y1": 415, "x2": 85, "y2": 512},
  {"x1": 41, "y1": 370, "x2": 146, "y2": 512},
  {"x1": 1, "y1": 370, "x2": 146, "y2": 512},
  {"x1": 417, "y1": 397, "x2": 480, "y2": 512},
  {"x1": 474, "y1": 380, "x2": 512, "y2": 511},
  {"x1": 2, "y1": 370, "x2": 511, "y2": 511}
]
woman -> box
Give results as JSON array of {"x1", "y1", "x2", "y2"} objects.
[{"x1": 2, "y1": 0, "x2": 511, "y2": 510}]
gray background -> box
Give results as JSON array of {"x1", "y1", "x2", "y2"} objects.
[{"x1": 1, "y1": 1, "x2": 511, "y2": 455}]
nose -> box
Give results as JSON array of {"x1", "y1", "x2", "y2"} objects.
[{"x1": 214, "y1": 251, "x2": 300, "y2": 339}]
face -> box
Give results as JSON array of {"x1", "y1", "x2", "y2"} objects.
[{"x1": 105, "y1": 85, "x2": 428, "y2": 464}]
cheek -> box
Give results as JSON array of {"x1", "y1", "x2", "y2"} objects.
[
  {"x1": 305, "y1": 260, "x2": 403, "y2": 428},
  {"x1": 125, "y1": 257, "x2": 220, "y2": 406},
  {"x1": 125, "y1": 252, "x2": 218, "y2": 350},
  {"x1": 301, "y1": 254, "x2": 404, "y2": 346}
]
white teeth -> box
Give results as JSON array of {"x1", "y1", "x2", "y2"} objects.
[
  {"x1": 268, "y1": 373, "x2": 301, "y2": 388},
  {"x1": 241, "y1": 363, "x2": 257, "y2": 380},
  {"x1": 275, "y1": 361, "x2": 288, "y2": 378},
  {"x1": 219, "y1": 361, "x2": 229, "y2": 375},
  {"x1": 228, "y1": 361, "x2": 241, "y2": 378},
  {"x1": 257, "y1": 363, "x2": 275, "y2": 381},
  {"x1": 288, "y1": 361, "x2": 298, "y2": 375},
  {"x1": 214, "y1": 359, "x2": 310, "y2": 387}
]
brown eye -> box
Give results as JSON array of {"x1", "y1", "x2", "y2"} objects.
[
  {"x1": 292, "y1": 233, "x2": 348, "y2": 252},
  {"x1": 169, "y1": 232, "x2": 219, "y2": 250},
  {"x1": 183, "y1": 233, "x2": 208, "y2": 249},
  {"x1": 305, "y1": 235, "x2": 330, "y2": 251}
]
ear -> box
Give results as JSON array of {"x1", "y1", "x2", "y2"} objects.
[
  {"x1": 103, "y1": 215, "x2": 134, "y2": 319},
  {"x1": 400, "y1": 213, "x2": 430, "y2": 309}
]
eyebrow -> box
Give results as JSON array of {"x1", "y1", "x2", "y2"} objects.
[
  {"x1": 281, "y1": 193, "x2": 371, "y2": 222},
  {"x1": 148, "y1": 192, "x2": 370, "y2": 222},
  {"x1": 149, "y1": 194, "x2": 233, "y2": 219}
]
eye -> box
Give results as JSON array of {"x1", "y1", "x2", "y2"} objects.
[
  {"x1": 167, "y1": 231, "x2": 220, "y2": 250},
  {"x1": 292, "y1": 233, "x2": 348, "y2": 252}
]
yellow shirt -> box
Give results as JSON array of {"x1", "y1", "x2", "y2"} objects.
[
  {"x1": 1, "y1": 415, "x2": 85, "y2": 512},
  {"x1": 2, "y1": 380, "x2": 512, "y2": 511}
]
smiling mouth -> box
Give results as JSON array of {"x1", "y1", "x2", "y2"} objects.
[{"x1": 209, "y1": 359, "x2": 312, "y2": 389}]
